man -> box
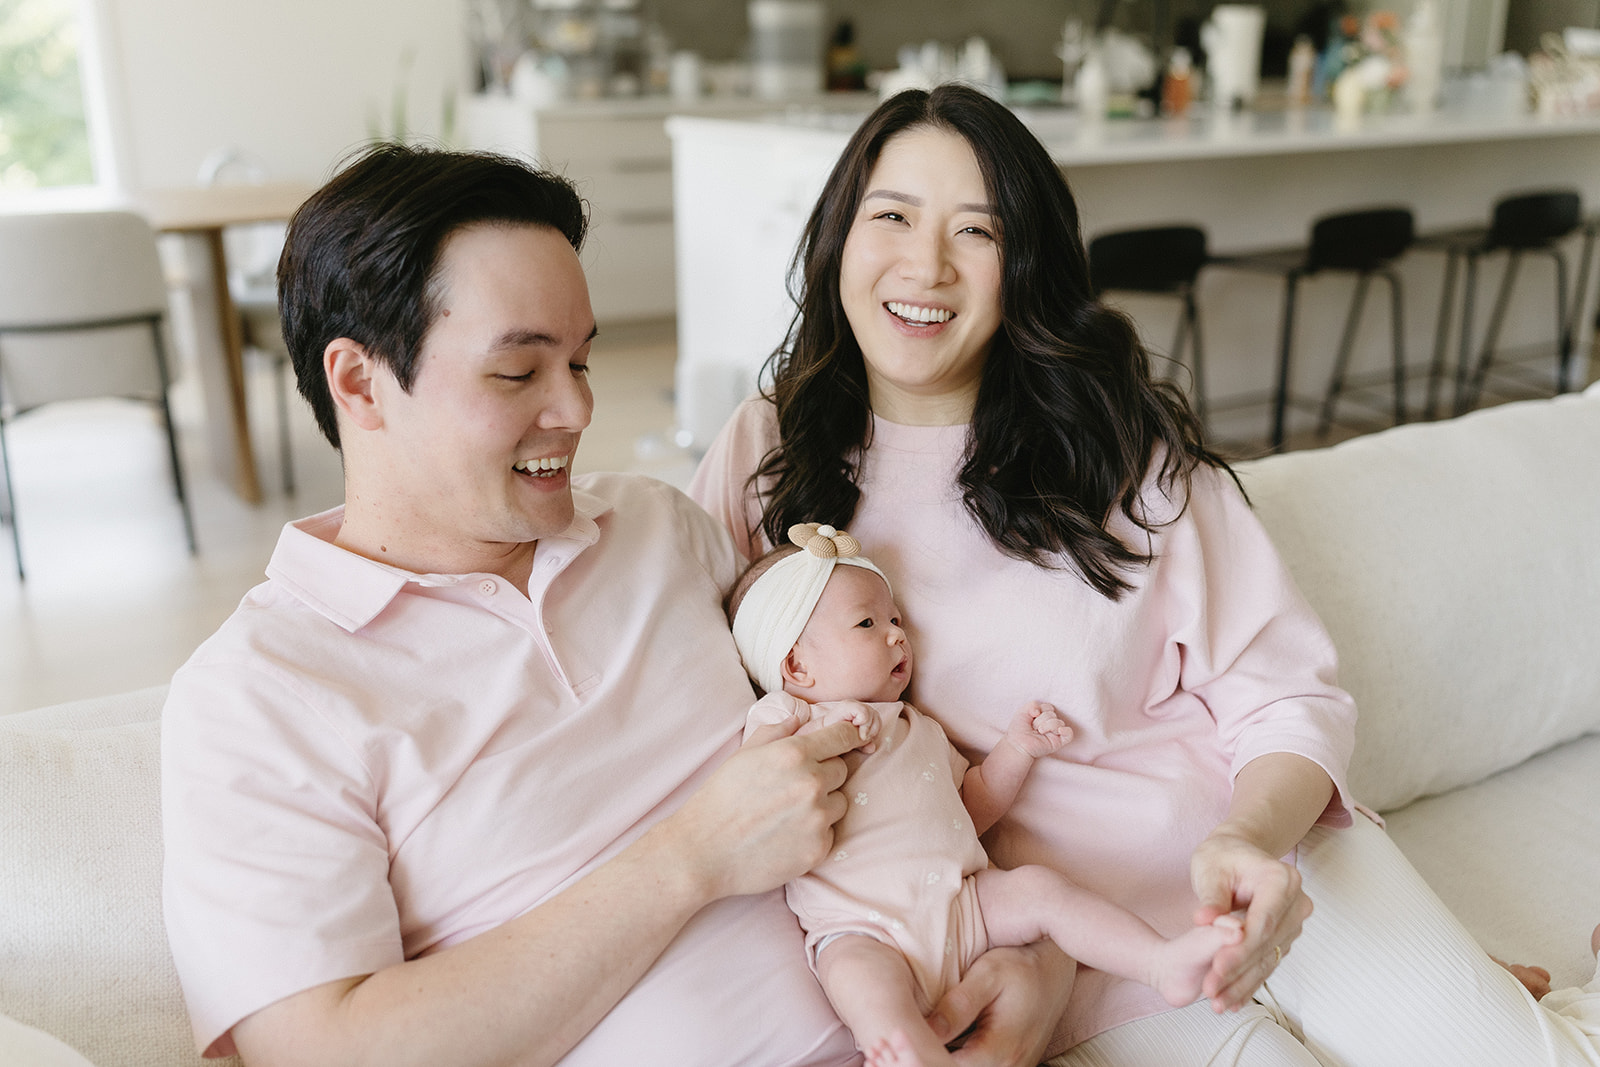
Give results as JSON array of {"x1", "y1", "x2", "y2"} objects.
[{"x1": 160, "y1": 144, "x2": 864, "y2": 1066}]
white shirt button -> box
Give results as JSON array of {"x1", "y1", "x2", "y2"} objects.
[{"x1": 478, "y1": 579, "x2": 498, "y2": 596}]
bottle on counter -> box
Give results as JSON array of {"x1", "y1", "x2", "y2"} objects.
[
  {"x1": 1161, "y1": 46, "x2": 1194, "y2": 116},
  {"x1": 1288, "y1": 35, "x2": 1316, "y2": 107},
  {"x1": 1075, "y1": 45, "x2": 1108, "y2": 120},
  {"x1": 1405, "y1": 0, "x2": 1444, "y2": 112}
]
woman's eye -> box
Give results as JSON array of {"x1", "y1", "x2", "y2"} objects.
[
  {"x1": 961, "y1": 225, "x2": 995, "y2": 239},
  {"x1": 872, "y1": 210, "x2": 906, "y2": 223},
  {"x1": 496, "y1": 372, "x2": 533, "y2": 382}
]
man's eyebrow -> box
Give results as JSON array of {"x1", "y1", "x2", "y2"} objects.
[
  {"x1": 862, "y1": 188, "x2": 995, "y2": 215},
  {"x1": 489, "y1": 324, "x2": 600, "y2": 351}
]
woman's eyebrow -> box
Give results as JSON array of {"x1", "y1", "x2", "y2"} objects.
[{"x1": 863, "y1": 188, "x2": 995, "y2": 215}]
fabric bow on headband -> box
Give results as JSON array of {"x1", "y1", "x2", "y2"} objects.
[{"x1": 731, "y1": 523, "x2": 891, "y2": 696}]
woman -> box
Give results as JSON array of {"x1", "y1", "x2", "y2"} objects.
[{"x1": 690, "y1": 84, "x2": 1600, "y2": 1066}]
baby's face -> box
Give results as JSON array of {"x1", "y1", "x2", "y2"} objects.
[{"x1": 788, "y1": 565, "x2": 912, "y2": 703}]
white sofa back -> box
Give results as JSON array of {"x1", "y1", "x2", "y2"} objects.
[
  {"x1": 1239, "y1": 384, "x2": 1600, "y2": 812},
  {"x1": 0, "y1": 688, "x2": 235, "y2": 1067}
]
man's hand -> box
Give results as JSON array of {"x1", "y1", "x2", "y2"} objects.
[
  {"x1": 1190, "y1": 829, "x2": 1312, "y2": 1012},
  {"x1": 664, "y1": 718, "x2": 862, "y2": 901},
  {"x1": 926, "y1": 942, "x2": 1074, "y2": 1067}
]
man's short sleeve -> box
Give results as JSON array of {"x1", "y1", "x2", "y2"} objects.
[{"x1": 161, "y1": 661, "x2": 404, "y2": 1057}]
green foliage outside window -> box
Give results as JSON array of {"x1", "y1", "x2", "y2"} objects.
[{"x1": 0, "y1": 0, "x2": 93, "y2": 190}]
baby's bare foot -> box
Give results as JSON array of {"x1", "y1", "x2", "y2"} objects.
[
  {"x1": 1152, "y1": 915, "x2": 1245, "y2": 1006},
  {"x1": 863, "y1": 1030, "x2": 925, "y2": 1067},
  {"x1": 1492, "y1": 956, "x2": 1553, "y2": 999}
]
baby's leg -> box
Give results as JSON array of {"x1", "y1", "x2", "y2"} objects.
[
  {"x1": 974, "y1": 865, "x2": 1242, "y2": 1008},
  {"x1": 815, "y1": 935, "x2": 957, "y2": 1067}
]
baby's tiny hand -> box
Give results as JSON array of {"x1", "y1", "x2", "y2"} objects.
[
  {"x1": 1004, "y1": 701, "x2": 1073, "y2": 758},
  {"x1": 821, "y1": 700, "x2": 882, "y2": 754}
]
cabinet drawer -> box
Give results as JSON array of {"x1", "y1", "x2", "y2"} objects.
[{"x1": 582, "y1": 216, "x2": 675, "y2": 322}]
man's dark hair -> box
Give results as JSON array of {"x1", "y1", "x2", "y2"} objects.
[{"x1": 277, "y1": 143, "x2": 588, "y2": 447}]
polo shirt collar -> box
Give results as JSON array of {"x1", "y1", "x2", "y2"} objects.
[{"x1": 265, "y1": 487, "x2": 614, "y2": 633}]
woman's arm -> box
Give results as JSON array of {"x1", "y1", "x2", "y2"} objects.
[
  {"x1": 231, "y1": 720, "x2": 864, "y2": 1067},
  {"x1": 1190, "y1": 751, "x2": 1333, "y2": 1012}
]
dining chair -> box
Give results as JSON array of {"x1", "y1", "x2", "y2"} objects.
[{"x1": 0, "y1": 210, "x2": 198, "y2": 581}]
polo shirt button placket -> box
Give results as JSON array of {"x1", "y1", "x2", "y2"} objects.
[{"x1": 478, "y1": 579, "x2": 498, "y2": 597}]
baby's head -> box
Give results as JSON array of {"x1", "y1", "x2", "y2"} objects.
[{"x1": 727, "y1": 524, "x2": 912, "y2": 703}]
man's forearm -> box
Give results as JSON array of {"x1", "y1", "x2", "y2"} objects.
[{"x1": 234, "y1": 817, "x2": 715, "y2": 1067}]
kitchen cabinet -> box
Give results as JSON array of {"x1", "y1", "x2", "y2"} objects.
[{"x1": 459, "y1": 94, "x2": 872, "y2": 322}]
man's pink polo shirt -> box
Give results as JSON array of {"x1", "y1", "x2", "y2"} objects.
[{"x1": 160, "y1": 472, "x2": 855, "y2": 1065}]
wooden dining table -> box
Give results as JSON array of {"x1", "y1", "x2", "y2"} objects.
[{"x1": 132, "y1": 182, "x2": 313, "y2": 504}]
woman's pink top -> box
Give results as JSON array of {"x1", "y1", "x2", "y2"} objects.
[{"x1": 689, "y1": 398, "x2": 1356, "y2": 1054}]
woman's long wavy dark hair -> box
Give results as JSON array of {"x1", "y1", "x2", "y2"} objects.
[{"x1": 752, "y1": 83, "x2": 1232, "y2": 599}]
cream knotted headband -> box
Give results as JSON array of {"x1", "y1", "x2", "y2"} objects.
[{"x1": 731, "y1": 523, "x2": 891, "y2": 696}]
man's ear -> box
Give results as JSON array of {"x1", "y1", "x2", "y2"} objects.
[
  {"x1": 780, "y1": 648, "x2": 815, "y2": 691},
  {"x1": 324, "y1": 338, "x2": 384, "y2": 432}
]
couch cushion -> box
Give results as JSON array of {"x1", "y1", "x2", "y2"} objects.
[
  {"x1": 1238, "y1": 386, "x2": 1600, "y2": 812},
  {"x1": 1384, "y1": 730, "x2": 1600, "y2": 992},
  {"x1": 0, "y1": 704, "x2": 237, "y2": 1067},
  {"x1": 0, "y1": 1013, "x2": 97, "y2": 1067}
]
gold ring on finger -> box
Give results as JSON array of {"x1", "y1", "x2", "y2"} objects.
[{"x1": 1273, "y1": 945, "x2": 1282, "y2": 967}]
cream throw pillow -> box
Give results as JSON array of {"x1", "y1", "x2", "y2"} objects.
[{"x1": 1239, "y1": 386, "x2": 1600, "y2": 812}]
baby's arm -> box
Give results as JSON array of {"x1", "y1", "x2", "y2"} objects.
[
  {"x1": 961, "y1": 701, "x2": 1071, "y2": 835},
  {"x1": 742, "y1": 695, "x2": 881, "y2": 753}
]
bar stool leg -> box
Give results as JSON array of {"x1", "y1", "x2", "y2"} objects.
[
  {"x1": 1426, "y1": 248, "x2": 1460, "y2": 419},
  {"x1": 1183, "y1": 283, "x2": 1208, "y2": 427},
  {"x1": 1318, "y1": 272, "x2": 1372, "y2": 437},
  {"x1": 1273, "y1": 271, "x2": 1301, "y2": 452},
  {"x1": 1455, "y1": 252, "x2": 1480, "y2": 415},
  {"x1": 1385, "y1": 267, "x2": 1407, "y2": 426},
  {"x1": 1466, "y1": 251, "x2": 1522, "y2": 411},
  {"x1": 1547, "y1": 247, "x2": 1571, "y2": 393}
]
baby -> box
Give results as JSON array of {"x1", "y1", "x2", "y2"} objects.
[{"x1": 728, "y1": 523, "x2": 1244, "y2": 1067}]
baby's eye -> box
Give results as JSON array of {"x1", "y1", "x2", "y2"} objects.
[
  {"x1": 857, "y1": 618, "x2": 874, "y2": 629},
  {"x1": 890, "y1": 617, "x2": 901, "y2": 627}
]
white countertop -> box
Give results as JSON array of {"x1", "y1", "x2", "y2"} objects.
[{"x1": 667, "y1": 102, "x2": 1600, "y2": 166}]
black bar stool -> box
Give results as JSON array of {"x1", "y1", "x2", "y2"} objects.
[
  {"x1": 1088, "y1": 225, "x2": 1210, "y2": 423},
  {"x1": 1418, "y1": 191, "x2": 1583, "y2": 416},
  {"x1": 1212, "y1": 207, "x2": 1415, "y2": 451}
]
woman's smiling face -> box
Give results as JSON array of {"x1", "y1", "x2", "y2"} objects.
[{"x1": 839, "y1": 125, "x2": 1004, "y2": 426}]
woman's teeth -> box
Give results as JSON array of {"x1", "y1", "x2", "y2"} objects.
[
  {"x1": 886, "y1": 301, "x2": 953, "y2": 324},
  {"x1": 514, "y1": 456, "x2": 569, "y2": 477}
]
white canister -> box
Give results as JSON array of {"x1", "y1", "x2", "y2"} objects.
[
  {"x1": 748, "y1": 0, "x2": 824, "y2": 99},
  {"x1": 1201, "y1": 4, "x2": 1266, "y2": 109},
  {"x1": 670, "y1": 50, "x2": 704, "y2": 101}
]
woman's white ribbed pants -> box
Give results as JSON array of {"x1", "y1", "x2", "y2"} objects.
[{"x1": 1048, "y1": 814, "x2": 1600, "y2": 1067}]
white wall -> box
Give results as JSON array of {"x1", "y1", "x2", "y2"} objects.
[{"x1": 87, "y1": 0, "x2": 468, "y2": 190}]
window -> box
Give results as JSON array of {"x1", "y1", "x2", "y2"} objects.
[{"x1": 0, "y1": 0, "x2": 93, "y2": 190}]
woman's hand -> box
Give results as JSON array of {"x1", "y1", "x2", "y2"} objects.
[
  {"x1": 926, "y1": 941, "x2": 1074, "y2": 1067},
  {"x1": 1189, "y1": 829, "x2": 1312, "y2": 1012}
]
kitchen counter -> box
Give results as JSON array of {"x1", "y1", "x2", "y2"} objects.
[{"x1": 668, "y1": 102, "x2": 1600, "y2": 449}]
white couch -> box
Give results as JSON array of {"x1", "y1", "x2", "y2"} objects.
[{"x1": 4, "y1": 385, "x2": 1600, "y2": 1067}]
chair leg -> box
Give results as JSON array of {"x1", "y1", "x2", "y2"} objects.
[
  {"x1": 274, "y1": 354, "x2": 296, "y2": 495},
  {"x1": 1272, "y1": 271, "x2": 1301, "y2": 452},
  {"x1": 151, "y1": 324, "x2": 198, "y2": 555},
  {"x1": 1385, "y1": 267, "x2": 1407, "y2": 426},
  {"x1": 1183, "y1": 284, "x2": 1208, "y2": 427},
  {"x1": 1466, "y1": 251, "x2": 1522, "y2": 410},
  {"x1": 1454, "y1": 252, "x2": 1479, "y2": 415},
  {"x1": 1564, "y1": 223, "x2": 1597, "y2": 390},
  {"x1": 1318, "y1": 271, "x2": 1372, "y2": 437},
  {"x1": 0, "y1": 415, "x2": 23, "y2": 582},
  {"x1": 1546, "y1": 247, "x2": 1572, "y2": 393},
  {"x1": 1425, "y1": 248, "x2": 1460, "y2": 419}
]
